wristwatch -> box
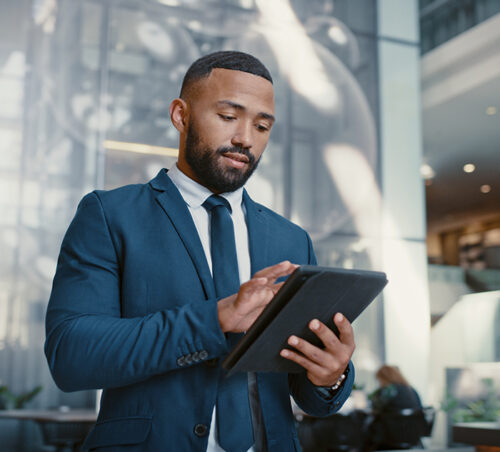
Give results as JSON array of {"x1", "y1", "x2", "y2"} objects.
[{"x1": 315, "y1": 365, "x2": 350, "y2": 399}]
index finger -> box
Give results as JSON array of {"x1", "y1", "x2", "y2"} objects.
[
  {"x1": 253, "y1": 261, "x2": 298, "y2": 282},
  {"x1": 335, "y1": 313, "x2": 355, "y2": 347}
]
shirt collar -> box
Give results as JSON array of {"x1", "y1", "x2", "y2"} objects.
[{"x1": 168, "y1": 163, "x2": 244, "y2": 212}]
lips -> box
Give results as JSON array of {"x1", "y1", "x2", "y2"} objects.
[{"x1": 221, "y1": 152, "x2": 250, "y2": 164}]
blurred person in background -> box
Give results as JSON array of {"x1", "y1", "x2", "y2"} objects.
[
  {"x1": 370, "y1": 365, "x2": 422, "y2": 412},
  {"x1": 367, "y1": 365, "x2": 424, "y2": 450}
]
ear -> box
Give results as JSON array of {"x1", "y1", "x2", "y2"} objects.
[{"x1": 169, "y1": 98, "x2": 189, "y2": 133}]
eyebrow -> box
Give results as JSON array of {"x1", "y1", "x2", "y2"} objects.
[{"x1": 216, "y1": 100, "x2": 275, "y2": 123}]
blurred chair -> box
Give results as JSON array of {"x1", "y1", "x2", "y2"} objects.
[
  {"x1": 369, "y1": 407, "x2": 430, "y2": 450},
  {"x1": 422, "y1": 406, "x2": 436, "y2": 437},
  {"x1": 297, "y1": 411, "x2": 368, "y2": 452},
  {"x1": 38, "y1": 421, "x2": 93, "y2": 452}
]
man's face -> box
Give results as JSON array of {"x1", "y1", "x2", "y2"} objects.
[
  {"x1": 183, "y1": 117, "x2": 261, "y2": 193},
  {"x1": 176, "y1": 68, "x2": 275, "y2": 193}
]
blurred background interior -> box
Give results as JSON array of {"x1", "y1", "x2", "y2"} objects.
[{"x1": 0, "y1": 0, "x2": 499, "y2": 450}]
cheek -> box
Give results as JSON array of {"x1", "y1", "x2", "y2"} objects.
[
  {"x1": 199, "y1": 121, "x2": 234, "y2": 148},
  {"x1": 253, "y1": 137, "x2": 269, "y2": 157}
]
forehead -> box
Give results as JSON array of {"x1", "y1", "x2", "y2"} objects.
[{"x1": 189, "y1": 68, "x2": 275, "y2": 114}]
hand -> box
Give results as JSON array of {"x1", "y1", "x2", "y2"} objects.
[
  {"x1": 280, "y1": 313, "x2": 355, "y2": 387},
  {"x1": 218, "y1": 261, "x2": 298, "y2": 333}
]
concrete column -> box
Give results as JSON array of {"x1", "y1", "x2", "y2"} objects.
[{"x1": 377, "y1": 0, "x2": 431, "y2": 401}]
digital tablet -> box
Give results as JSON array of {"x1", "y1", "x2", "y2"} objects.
[{"x1": 222, "y1": 265, "x2": 388, "y2": 374}]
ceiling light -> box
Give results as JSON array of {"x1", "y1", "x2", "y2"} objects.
[
  {"x1": 156, "y1": 0, "x2": 180, "y2": 5},
  {"x1": 420, "y1": 163, "x2": 435, "y2": 179},
  {"x1": 486, "y1": 106, "x2": 497, "y2": 115},
  {"x1": 480, "y1": 184, "x2": 491, "y2": 194},
  {"x1": 463, "y1": 163, "x2": 475, "y2": 173},
  {"x1": 103, "y1": 140, "x2": 178, "y2": 157}
]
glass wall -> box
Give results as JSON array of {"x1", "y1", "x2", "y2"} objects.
[{"x1": 1, "y1": 0, "x2": 386, "y2": 448}]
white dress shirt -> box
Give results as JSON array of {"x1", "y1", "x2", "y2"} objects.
[{"x1": 167, "y1": 164, "x2": 254, "y2": 452}]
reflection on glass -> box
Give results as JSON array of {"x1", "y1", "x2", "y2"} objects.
[
  {"x1": 227, "y1": 0, "x2": 377, "y2": 240},
  {"x1": 1, "y1": 0, "x2": 385, "y2": 421},
  {"x1": 105, "y1": 148, "x2": 176, "y2": 189}
]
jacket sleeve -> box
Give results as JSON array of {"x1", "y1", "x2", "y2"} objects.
[
  {"x1": 45, "y1": 192, "x2": 228, "y2": 392},
  {"x1": 287, "y1": 229, "x2": 355, "y2": 416},
  {"x1": 289, "y1": 361, "x2": 355, "y2": 416}
]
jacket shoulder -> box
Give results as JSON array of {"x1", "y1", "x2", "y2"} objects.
[
  {"x1": 77, "y1": 182, "x2": 153, "y2": 213},
  {"x1": 93, "y1": 181, "x2": 150, "y2": 200}
]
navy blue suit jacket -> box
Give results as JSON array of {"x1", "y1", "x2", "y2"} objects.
[{"x1": 45, "y1": 169, "x2": 354, "y2": 451}]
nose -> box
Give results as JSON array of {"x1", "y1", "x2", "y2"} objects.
[{"x1": 231, "y1": 120, "x2": 253, "y2": 149}]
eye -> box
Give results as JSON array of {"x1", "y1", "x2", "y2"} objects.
[
  {"x1": 218, "y1": 114, "x2": 236, "y2": 121},
  {"x1": 256, "y1": 123, "x2": 270, "y2": 132}
]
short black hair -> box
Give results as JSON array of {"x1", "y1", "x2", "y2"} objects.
[{"x1": 180, "y1": 50, "x2": 273, "y2": 97}]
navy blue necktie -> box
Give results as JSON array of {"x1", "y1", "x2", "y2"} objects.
[{"x1": 202, "y1": 195, "x2": 254, "y2": 452}]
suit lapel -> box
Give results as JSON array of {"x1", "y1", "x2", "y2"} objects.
[
  {"x1": 150, "y1": 170, "x2": 216, "y2": 300},
  {"x1": 243, "y1": 190, "x2": 270, "y2": 276},
  {"x1": 150, "y1": 170, "x2": 271, "y2": 294}
]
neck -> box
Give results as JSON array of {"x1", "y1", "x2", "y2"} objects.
[{"x1": 175, "y1": 161, "x2": 222, "y2": 194}]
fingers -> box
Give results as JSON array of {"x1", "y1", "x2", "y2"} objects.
[
  {"x1": 334, "y1": 313, "x2": 355, "y2": 348},
  {"x1": 224, "y1": 277, "x2": 279, "y2": 332},
  {"x1": 306, "y1": 315, "x2": 355, "y2": 350},
  {"x1": 280, "y1": 335, "x2": 345, "y2": 387},
  {"x1": 280, "y1": 314, "x2": 355, "y2": 386},
  {"x1": 218, "y1": 262, "x2": 298, "y2": 334},
  {"x1": 253, "y1": 260, "x2": 298, "y2": 282},
  {"x1": 308, "y1": 318, "x2": 340, "y2": 351},
  {"x1": 238, "y1": 278, "x2": 274, "y2": 307},
  {"x1": 280, "y1": 348, "x2": 330, "y2": 385},
  {"x1": 237, "y1": 279, "x2": 285, "y2": 311},
  {"x1": 283, "y1": 334, "x2": 330, "y2": 367},
  {"x1": 280, "y1": 334, "x2": 349, "y2": 386},
  {"x1": 270, "y1": 281, "x2": 285, "y2": 295}
]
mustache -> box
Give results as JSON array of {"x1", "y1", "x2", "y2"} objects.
[{"x1": 216, "y1": 146, "x2": 256, "y2": 165}]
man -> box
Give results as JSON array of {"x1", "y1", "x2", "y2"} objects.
[{"x1": 45, "y1": 51, "x2": 355, "y2": 452}]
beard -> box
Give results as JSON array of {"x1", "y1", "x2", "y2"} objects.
[{"x1": 184, "y1": 120, "x2": 261, "y2": 193}]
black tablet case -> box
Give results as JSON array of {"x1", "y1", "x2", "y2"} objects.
[{"x1": 222, "y1": 265, "x2": 388, "y2": 374}]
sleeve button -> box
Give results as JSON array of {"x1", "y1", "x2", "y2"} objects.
[
  {"x1": 199, "y1": 350, "x2": 209, "y2": 360},
  {"x1": 176, "y1": 356, "x2": 186, "y2": 367},
  {"x1": 194, "y1": 423, "x2": 208, "y2": 437}
]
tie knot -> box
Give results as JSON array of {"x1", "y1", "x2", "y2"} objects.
[{"x1": 202, "y1": 194, "x2": 232, "y2": 213}]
